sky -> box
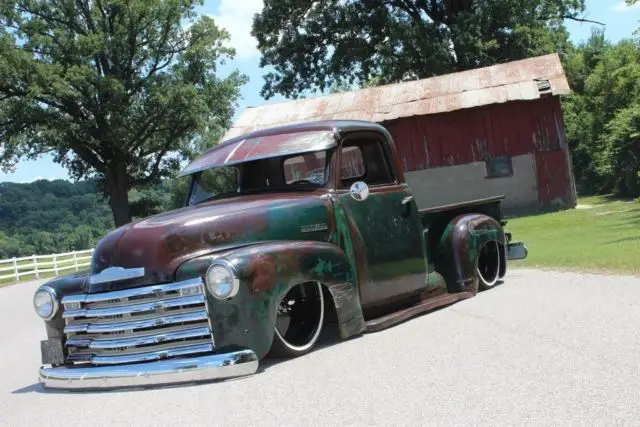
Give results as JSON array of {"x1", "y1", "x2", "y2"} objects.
[{"x1": 1, "y1": 0, "x2": 639, "y2": 183}]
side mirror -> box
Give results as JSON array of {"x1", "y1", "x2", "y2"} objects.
[{"x1": 349, "y1": 181, "x2": 369, "y2": 201}]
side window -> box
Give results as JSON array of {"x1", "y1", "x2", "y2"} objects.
[
  {"x1": 340, "y1": 138, "x2": 394, "y2": 187},
  {"x1": 340, "y1": 147, "x2": 365, "y2": 180},
  {"x1": 283, "y1": 151, "x2": 327, "y2": 185}
]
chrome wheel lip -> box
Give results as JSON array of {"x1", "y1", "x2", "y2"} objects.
[
  {"x1": 274, "y1": 281, "x2": 324, "y2": 352},
  {"x1": 477, "y1": 241, "x2": 501, "y2": 288}
]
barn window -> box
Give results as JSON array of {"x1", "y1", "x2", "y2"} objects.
[{"x1": 485, "y1": 156, "x2": 513, "y2": 179}]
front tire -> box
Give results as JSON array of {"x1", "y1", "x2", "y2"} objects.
[
  {"x1": 269, "y1": 281, "x2": 324, "y2": 358},
  {"x1": 477, "y1": 241, "x2": 501, "y2": 290}
]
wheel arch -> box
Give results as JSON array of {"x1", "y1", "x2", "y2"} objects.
[
  {"x1": 436, "y1": 214, "x2": 506, "y2": 294},
  {"x1": 175, "y1": 241, "x2": 365, "y2": 359}
]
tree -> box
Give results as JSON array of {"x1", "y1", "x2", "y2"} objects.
[
  {"x1": 252, "y1": 0, "x2": 596, "y2": 99},
  {"x1": 562, "y1": 30, "x2": 640, "y2": 197},
  {"x1": 0, "y1": 0, "x2": 247, "y2": 226}
]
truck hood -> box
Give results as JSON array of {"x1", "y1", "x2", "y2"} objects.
[{"x1": 91, "y1": 192, "x2": 333, "y2": 288}]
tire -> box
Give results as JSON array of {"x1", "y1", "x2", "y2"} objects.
[
  {"x1": 477, "y1": 241, "x2": 501, "y2": 291},
  {"x1": 269, "y1": 281, "x2": 324, "y2": 358}
]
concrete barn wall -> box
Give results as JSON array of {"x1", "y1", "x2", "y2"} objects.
[{"x1": 405, "y1": 154, "x2": 538, "y2": 212}]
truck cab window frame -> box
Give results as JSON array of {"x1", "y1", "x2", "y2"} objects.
[{"x1": 338, "y1": 135, "x2": 396, "y2": 189}]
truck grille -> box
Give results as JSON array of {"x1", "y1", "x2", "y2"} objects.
[{"x1": 61, "y1": 278, "x2": 214, "y2": 366}]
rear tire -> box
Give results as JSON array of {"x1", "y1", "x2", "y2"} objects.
[
  {"x1": 477, "y1": 241, "x2": 501, "y2": 290},
  {"x1": 269, "y1": 281, "x2": 324, "y2": 358}
]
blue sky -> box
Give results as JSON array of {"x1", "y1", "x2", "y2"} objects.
[{"x1": 2, "y1": 0, "x2": 639, "y2": 183}]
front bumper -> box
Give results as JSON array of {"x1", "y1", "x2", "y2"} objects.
[{"x1": 39, "y1": 349, "x2": 258, "y2": 390}]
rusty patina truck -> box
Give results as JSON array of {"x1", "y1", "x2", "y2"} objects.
[{"x1": 33, "y1": 120, "x2": 527, "y2": 389}]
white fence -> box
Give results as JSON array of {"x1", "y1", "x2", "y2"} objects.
[{"x1": 0, "y1": 249, "x2": 94, "y2": 282}]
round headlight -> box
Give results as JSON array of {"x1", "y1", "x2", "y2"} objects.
[
  {"x1": 33, "y1": 286, "x2": 58, "y2": 320},
  {"x1": 205, "y1": 261, "x2": 239, "y2": 300}
]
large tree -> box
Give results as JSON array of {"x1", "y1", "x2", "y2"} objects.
[
  {"x1": 253, "y1": 0, "x2": 597, "y2": 99},
  {"x1": 0, "y1": 0, "x2": 246, "y2": 226}
]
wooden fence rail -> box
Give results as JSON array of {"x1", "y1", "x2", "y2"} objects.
[{"x1": 0, "y1": 249, "x2": 94, "y2": 283}]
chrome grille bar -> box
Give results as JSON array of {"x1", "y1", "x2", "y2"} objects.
[
  {"x1": 62, "y1": 295, "x2": 205, "y2": 319},
  {"x1": 67, "y1": 342, "x2": 215, "y2": 365},
  {"x1": 60, "y1": 278, "x2": 215, "y2": 366},
  {"x1": 63, "y1": 277, "x2": 203, "y2": 306},
  {"x1": 66, "y1": 326, "x2": 212, "y2": 350},
  {"x1": 63, "y1": 310, "x2": 209, "y2": 335}
]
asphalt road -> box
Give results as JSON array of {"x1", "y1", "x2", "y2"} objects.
[{"x1": 1, "y1": 268, "x2": 639, "y2": 426}]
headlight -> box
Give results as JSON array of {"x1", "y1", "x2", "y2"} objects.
[
  {"x1": 205, "y1": 260, "x2": 239, "y2": 299},
  {"x1": 33, "y1": 286, "x2": 58, "y2": 320}
]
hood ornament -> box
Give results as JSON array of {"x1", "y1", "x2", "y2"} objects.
[{"x1": 89, "y1": 266, "x2": 146, "y2": 285}]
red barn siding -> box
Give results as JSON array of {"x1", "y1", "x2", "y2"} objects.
[
  {"x1": 384, "y1": 96, "x2": 573, "y2": 210},
  {"x1": 535, "y1": 151, "x2": 571, "y2": 206}
]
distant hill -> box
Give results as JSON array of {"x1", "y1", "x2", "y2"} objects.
[{"x1": 0, "y1": 179, "x2": 114, "y2": 258}]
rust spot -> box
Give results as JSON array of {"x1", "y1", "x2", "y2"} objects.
[{"x1": 246, "y1": 253, "x2": 278, "y2": 293}]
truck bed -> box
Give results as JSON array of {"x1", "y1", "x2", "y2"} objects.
[{"x1": 418, "y1": 195, "x2": 505, "y2": 270}]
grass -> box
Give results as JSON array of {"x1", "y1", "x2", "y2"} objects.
[{"x1": 507, "y1": 196, "x2": 640, "y2": 275}]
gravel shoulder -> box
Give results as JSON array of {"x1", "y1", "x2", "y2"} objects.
[{"x1": 1, "y1": 268, "x2": 639, "y2": 426}]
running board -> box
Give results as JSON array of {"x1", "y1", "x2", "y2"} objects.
[{"x1": 365, "y1": 292, "x2": 475, "y2": 333}]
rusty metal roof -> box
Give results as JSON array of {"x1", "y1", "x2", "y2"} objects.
[{"x1": 223, "y1": 54, "x2": 571, "y2": 140}]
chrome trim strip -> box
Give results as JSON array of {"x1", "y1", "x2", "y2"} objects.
[
  {"x1": 40, "y1": 349, "x2": 259, "y2": 390},
  {"x1": 63, "y1": 278, "x2": 204, "y2": 306},
  {"x1": 67, "y1": 342, "x2": 214, "y2": 365},
  {"x1": 64, "y1": 310, "x2": 209, "y2": 334},
  {"x1": 66, "y1": 326, "x2": 212, "y2": 350},
  {"x1": 89, "y1": 267, "x2": 146, "y2": 285},
  {"x1": 62, "y1": 295, "x2": 206, "y2": 319}
]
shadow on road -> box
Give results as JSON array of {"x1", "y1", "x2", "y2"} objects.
[{"x1": 12, "y1": 322, "x2": 348, "y2": 395}]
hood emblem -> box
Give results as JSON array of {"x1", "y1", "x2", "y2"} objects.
[
  {"x1": 89, "y1": 267, "x2": 146, "y2": 285},
  {"x1": 301, "y1": 223, "x2": 328, "y2": 233}
]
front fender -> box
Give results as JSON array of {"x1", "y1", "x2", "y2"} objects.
[
  {"x1": 437, "y1": 214, "x2": 505, "y2": 294},
  {"x1": 175, "y1": 241, "x2": 365, "y2": 359}
]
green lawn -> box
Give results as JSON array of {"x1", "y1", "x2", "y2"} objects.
[{"x1": 507, "y1": 196, "x2": 640, "y2": 275}]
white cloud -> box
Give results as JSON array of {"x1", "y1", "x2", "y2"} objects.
[
  {"x1": 19, "y1": 176, "x2": 62, "y2": 183},
  {"x1": 612, "y1": 1, "x2": 640, "y2": 11},
  {"x1": 209, "y1": 0, "x2": 264, "y2": 60}
]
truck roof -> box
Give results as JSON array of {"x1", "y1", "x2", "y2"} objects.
[{"x1": 179, "y1": 120, "x2": 387, "y2": 176}]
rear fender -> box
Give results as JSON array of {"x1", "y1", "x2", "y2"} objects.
[
  {"x1": 436, "y1": 214, "x2": 505, "y2": 294},
  {"x1": 176, "y1": 241, "x2": 365, "y2": 359}
]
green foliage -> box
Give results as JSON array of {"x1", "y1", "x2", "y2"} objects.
[
  {"x1": 0, "y1": 0, "x2": 247, "y2": 226},
  {"x1": 0, "y1": 179, "x2": 114, "y2": 257},
  {"x1": 562, "y1": 30, "x2": 640, "y2": 197},
  {"x1": 252, "y1": 0, "x2": 586, "y2": 99}
]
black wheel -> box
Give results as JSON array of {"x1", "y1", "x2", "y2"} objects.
[
  {"x1": 477, "y1": 241, "x2": 501, "y2": 290},
  {"x1": 269, "y1": 281, "x2": 324, "y2": 358}
]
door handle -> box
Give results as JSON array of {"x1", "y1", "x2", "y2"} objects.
[{"x1": 402, "y1": 196, "x2": 414, "y2": 205}]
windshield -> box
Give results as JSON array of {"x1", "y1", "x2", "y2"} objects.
[{"x1": 187, "y1": 150, "x2": 329, "y2": 205}]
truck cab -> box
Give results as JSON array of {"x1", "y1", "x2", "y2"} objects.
[{"x1": 34, "y1": 120, "x2": 526, "y2": 390}]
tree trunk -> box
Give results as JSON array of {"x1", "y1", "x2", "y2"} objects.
[{"x1": 105, "y1": 163, "x2": 131, "y2": 227}]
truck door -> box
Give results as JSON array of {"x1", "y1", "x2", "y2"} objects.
[{"x1": 334, "y1": 134, "x2": 427, "y2": 313}]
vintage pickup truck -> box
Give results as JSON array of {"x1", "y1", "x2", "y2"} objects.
[{"x1": 33, "y1": 120, "x2": 527, "y2": 389}]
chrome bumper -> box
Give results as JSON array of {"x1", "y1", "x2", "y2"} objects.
[{"x1": 39, "y1": 349, "x2": 258, "y2": 390}]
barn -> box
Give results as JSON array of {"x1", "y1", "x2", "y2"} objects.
[{"x1": 224, "y1": 54, "x2": 576, "y2": 213}]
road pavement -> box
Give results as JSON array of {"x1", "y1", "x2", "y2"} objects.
[{"x1": 1, "y1": 269, "x2": 639, "y2": 426}]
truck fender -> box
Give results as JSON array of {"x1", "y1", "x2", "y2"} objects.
[
  {"x1": 436, "y1": 214, "x2": 506, "y2": 294},
  {"x1": 176, "y1": 241, "x2": 365, "y2": 358}
]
